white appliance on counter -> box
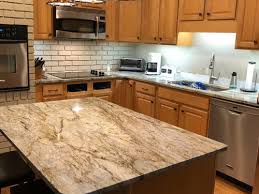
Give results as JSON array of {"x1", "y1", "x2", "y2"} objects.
[{"x1": 145, "y1": 53, "x2": 162, "y2": 75}]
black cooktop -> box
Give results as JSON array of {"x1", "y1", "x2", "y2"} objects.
[{"x1": 49, "y1": 71, "x2": 107, "y2": 79}]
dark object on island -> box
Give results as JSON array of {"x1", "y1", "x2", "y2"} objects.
[{"x1": 0, "y1": 151, "x2": 34, "y2": 189}]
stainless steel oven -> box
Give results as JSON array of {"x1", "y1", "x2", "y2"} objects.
[
  {"x1": 54, "y1": 6, "x2": 106, "y2": 40},
  {"x1": 0, "y1": 24, "x2": 29, "y2": 91}
]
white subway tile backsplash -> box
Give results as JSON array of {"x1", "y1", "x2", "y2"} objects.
[{"x1": 34, "y1": 40, "x2": 136, "y2": 72}]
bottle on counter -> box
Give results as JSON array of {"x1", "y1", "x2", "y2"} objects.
[{"x1": 229, "y1": 72, "x2": 237, "y2": 89}]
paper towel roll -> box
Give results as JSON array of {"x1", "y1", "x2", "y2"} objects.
[{"x1": 245, "y1": 62, "x2": 255, "y2": 90}]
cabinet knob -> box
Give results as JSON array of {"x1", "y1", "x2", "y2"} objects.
[
  {"x1": 106, "y1": 34, "x2": 109, "y2": 38},
  {"x1": 151, "y1": 101, "x2": 154, "y2": 104},
  {"x1": 199, "y1": 13, "x2": 203, "y2": 16},
  {"x1": 159, "y1": 37, "x2": 162, "y2": 41},
  {"x1": 154, "y1": 37, "x2": 157, "y2": 40},
  {"x1": 174, "y1": 108, "x2": 177, "y2": 111},
  {"x1": 137, "y1": 36, "x2": 140, "y2": 40},
  {"x1": 254, "y1": 40, "x2": 258, "y2": 45},
  {"x1": 48, "y1": 33, "x2": 52, "y2": 37},
  {"x1": 181, "y1": 110, "x2": 184, "y2": 113},
  {"x1": 207, "y1": 12, "x2": 211, "y2": 16}
]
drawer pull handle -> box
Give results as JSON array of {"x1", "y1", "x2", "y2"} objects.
[
  {"x1": 0, "y1": 80, "x2": 6, "y2": 82},
  {"x1": 48, "y1": 89, "x2": 58, "y2": 92},
  {"x1": 226, "y1": 164, "x2": 234, "y2": 169}
]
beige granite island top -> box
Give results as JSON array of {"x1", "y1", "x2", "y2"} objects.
[{"x1": 0, "y1": 98, "x2": 226, "y2": 194}]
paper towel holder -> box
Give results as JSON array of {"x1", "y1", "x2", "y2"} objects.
[{"x1": 240, "y1": 72, "x2": 258, "y2": 93}]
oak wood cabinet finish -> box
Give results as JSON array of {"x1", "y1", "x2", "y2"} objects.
[
  {"x1": 236, "y1": 0, "x2": 259, "y2": 49},
  {"x1": 135, "y1": 92, "x2": 156, "y2": 118},
  {"x1": 158, "y1": 0, "x2": 179, "y2": 44},
  {"x1": 179, "y1": 105, "x2": 208, "y2": 136},
  {"x1": 179, "y1": 0, "x2": 205, "y2": 21},
  {"x1": 157, "y1": 86, "x2": 209, "y2": 136},
  {"x1": 141, "y1": 0, "x2": 160, "y2": 44},
  {"x1": 206, "y1": 0, "x2": 238, "y2": 20},
  {"x1": 105, "y1": 0, "x2": 118, "y2": 41},
  {"x1": 34, "y1": 0, "x2": 53, "y2": 40},
  {"x1": 156, "y1": 98, "x2": 179, "y2": 126},
  {"x1": 36, "y1": 80, "x2": 113, "y2": 102},
  {"x1": 118, "y1": 0, "x2": 142, "y2": 42}
]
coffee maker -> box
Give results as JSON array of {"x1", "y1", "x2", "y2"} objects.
[{"x1": 145, "y1": 53, "x2": 162, "y2": 75}]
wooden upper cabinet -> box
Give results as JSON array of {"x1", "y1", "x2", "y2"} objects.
[
  {"x1": 179, "y1": 105, "x2": 208, "y2": 137},
  {"x1": 236, "y1": 0, "x2": 259, "y2": 49},
  {"x1": 179, "y1": 0, "x2": 205, "y2": 21},
  {"x1": 158, "y1": 0, "x2": 178, "y2": 44},
  {"x1": 156, "y1": 98, "x2": 179, "y2": 126},
  {"x1": 105, "y1": 0, "x2": 118, "y2": 41},
  {"x1": 141, "y1": 0, "x2": 160, "y2": 43},
  {"x1": 34, "y1": 0, "x2": 53, "y2": 40},
  {"x1": 206, "y1": 0, "x2": 237, "y2": 20},
  {"x1": 118, "y1": 0, "x2": 142, "y2": 42}
]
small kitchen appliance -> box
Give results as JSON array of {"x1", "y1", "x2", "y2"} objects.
[
  {"x1": 145, "y1": 53, "x2": 162, "y2": 75},
  {"x1": 0, "y1": 24, "x2": 29, "y2": 91},
  {"x1": 119, "y1": 58, "x2": 145, "y2": 72}
]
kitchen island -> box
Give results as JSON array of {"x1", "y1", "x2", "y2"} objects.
[{"x1": 0, "y1": 98, "x2": 226, "y2": 194}]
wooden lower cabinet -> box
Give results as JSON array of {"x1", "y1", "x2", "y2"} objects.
[
  {"x1": 93, "y1": 92, "x2": 112, "y2": 102},
  {"x1": 135, "y1": 92, "x2": 155, "y2": 118},
  {"x1": 156, "y1": 98, "x2": 179, "y2": 126},
  {"x1": 179, "y1": 105, "x2": 208, "y2": 136},
  {"x1": 113, "y1": 79, "x2": 135, "y2": 109}
]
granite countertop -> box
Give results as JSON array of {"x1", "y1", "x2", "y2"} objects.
[
  {"x1": 0, "y1": 98, "x2": 226, "y2": 194},
  {"x1": 36, "y1": 71, "x2": 259, "y2": 107}
]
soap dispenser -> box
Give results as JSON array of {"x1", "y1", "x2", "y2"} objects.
[{"x1": 229, "y1": 72, "x2": 237, "y2": 89}]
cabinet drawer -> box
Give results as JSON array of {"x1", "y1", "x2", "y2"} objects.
[
  {"x1": 135, "y1": 82, "x2": 156, "y2": 96},
  {"x1": 158, "y1": 87, "x2": 209, "y2": 110},
  {"x1": 43, "y1": 84, "x2": 64, "y2": 97}
]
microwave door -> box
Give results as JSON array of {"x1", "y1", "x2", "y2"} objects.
[{"x1": 55, "y1": 6, "x2": 106, "y2": 40}]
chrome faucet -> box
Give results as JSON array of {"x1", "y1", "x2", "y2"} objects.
[{"x1": 209, "y1": 53, "x2": 220, "y2": 84}]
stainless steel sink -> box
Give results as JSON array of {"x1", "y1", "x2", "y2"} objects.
[{"x1": 168, "y1": 80, "x2": 229, "y2": 92}]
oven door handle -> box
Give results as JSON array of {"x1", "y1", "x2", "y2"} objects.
[
  {"x1": 95, "y1": 16, "x2": 100, "y2": 38},
  {"x1": 0, "y1": 80, "x2": 6, "y2": 83}
]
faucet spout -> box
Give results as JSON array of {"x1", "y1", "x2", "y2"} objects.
[{"x1": 209, "y1": 53, "x2": 220, "y2": 84}]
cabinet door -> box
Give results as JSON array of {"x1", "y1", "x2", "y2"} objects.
[
  {"x1": 141, "y1": 0, "x2": 160, "y2": 43},
  {"x1": 34, "y1": 0, "x2": 53, "y2": 40},
  {"x1": 105, "y1": 0, "x2": 118, "y2": 41},
  {"x1": 156, "y1": 98, "x2": 179, "y2": 126},
  {"x1": 179, "y1": 0, "x2": 205, "y2": 21},
  {"x1": 113, "y1": 79, "x2": 126, "y2": 106},
  {"x1": 118, "y1": 0, "x2": 142, "y2": 42},
  {"x1": 206, "y1": 0, "x2": 237, "y2": 20},
  {"x1": 236, "y1": 0, "x2": 259, "y2": 49},
  {"x1": 158, "y1": 0, "x2": 178, "y2": 44},
  {"x1": 125, "y1": 80, "x2": 135, "y2": 110},
  {"x1": 179, "y1": 105, "x2": 208, "y2": 136},
  {"x1": 135, "y1": 93, "x2": 155, "y2": 117}
]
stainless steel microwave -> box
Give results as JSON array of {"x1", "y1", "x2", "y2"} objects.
[
  {"x1": 54, "y1": 6, "x2": 106, "y2": 40},
  {"x1": 119, "y1": 58, "x2": 146, "y2": 72}
]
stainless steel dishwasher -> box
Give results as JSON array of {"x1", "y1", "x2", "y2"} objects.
[{"x1": 209, "y1": 98, "x2": 259, "y2": 186}]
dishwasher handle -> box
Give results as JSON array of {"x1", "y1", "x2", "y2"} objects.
[{"x1": 228, "y1": 109, "x2": 243, "y2": 116}]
